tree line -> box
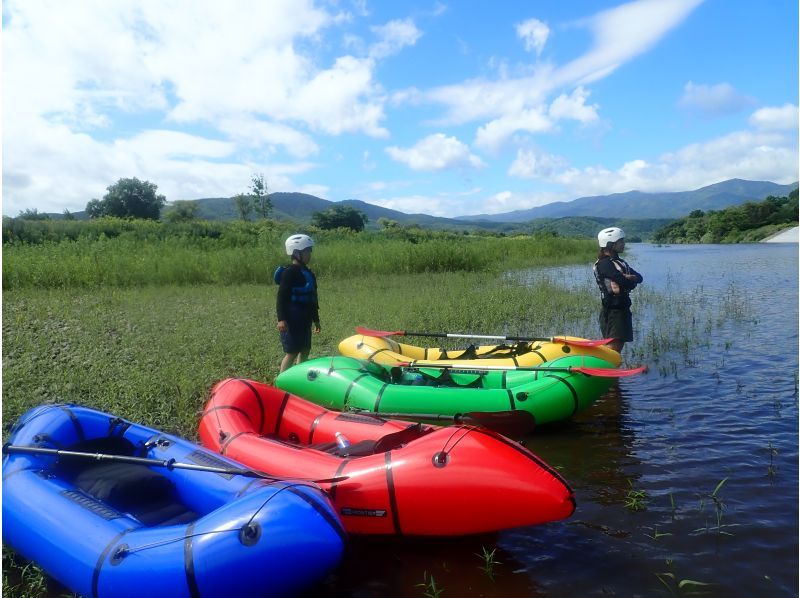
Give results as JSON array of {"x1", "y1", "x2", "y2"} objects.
[
  {"x1": 11, "y1": 175, "x2": 369, "y2": 233},
  {"x1": 651, "y1": 189, "x2": 798, "y2": 244}
]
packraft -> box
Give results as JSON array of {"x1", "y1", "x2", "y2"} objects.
[
  {"x1": 2, "y1": 404, "x2": 345, "y2": 597},
  {"x1": 275, "y1": 355, "x2": 616, "y2": 427},
  {"x1": 338, "y1": 333, "x2": 622, "y2": 368},
  {"x1": 199, "y1": 378, "x2": 575, "y2": 536}
]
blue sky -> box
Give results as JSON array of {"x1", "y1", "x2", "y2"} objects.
[{"x1": 3, "y1": 0, "x2": 798, "y2": 217}]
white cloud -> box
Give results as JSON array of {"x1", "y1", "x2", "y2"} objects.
[
  {"x1": 476, "y1": 190, "x2": 566, "y2": 214},
  {"x1": 526, "y1": 129, "x2": 797, "y2": 197},
  {"x1": 114, "y1": 130, "x2": 235, "y2": 160},
  {"x1": 475, "y1": 109, "x2": 553, "y2": 152},
  {"x1": 369, "y1": 18, "x2": 422, "y2": 59},
  {"x1": 2, "y1": 0, "x2": 403, "y2": 213},
  {"x1": 367, "y1": 194, "x2": 447, "y2": 215},
  {"x1": 509, "y1": 149, "x2": 569, "y2": 179},
  {"x1": 749, "y1": 103, "x2": 799, "y2": 131},
  {"x1": 516, "y1": 18, "x2": 549, "y2": 55},
  {"x1": 217, "y1": 117, "x2": 319, "y2": 158},
  {"x1": 548, "y1": 87, "x2": 599, "y2": 123},
  {"x1": 386, "y1": 134, "x2": 485, "y2": 171},
  {"x1": 289, "y1": 55, "x2": 389, "y2": 137},
  {"x1": 678, "y1": 81, "x2": 756, "y2": 117},
  {"x1": 417, "y1": 0, "x2": 702, "y2": 149}
]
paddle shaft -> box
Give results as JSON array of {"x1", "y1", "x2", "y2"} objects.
[
  {"x1": 355, "y1": 326, "x2": 613, "y2": 347},
  {"x1": 400, "y1": 362, "x2": 647, "y2": 377},
  {"x1": 2, "y1": 444, "x2": 347, "y2": 483}
]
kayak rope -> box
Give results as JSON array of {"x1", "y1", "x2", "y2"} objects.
[
  {"x1": 113, "y1": 482, "x2": 316, "y2": 558},
  {"x1": 438, "y1": 425, "x2": 477, "y2": 457},
  {"x1": 207, "y1": 379, "x2": 237, "y2": 441}
]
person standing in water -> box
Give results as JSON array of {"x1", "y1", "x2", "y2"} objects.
[
  {"x1": 276, "y1": 234, "x2": 320, "y2": 372},
  {"x1": 593, "y1": 227, "x2": 643, "y2": 354}
]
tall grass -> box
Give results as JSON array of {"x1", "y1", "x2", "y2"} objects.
[{"x1": 3, "y1": 219, "x2": 596, "y2": 289}]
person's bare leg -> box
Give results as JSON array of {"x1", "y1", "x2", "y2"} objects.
[
  {"x1": 296, "y1": 348, "x2": 311, "y2": 365},
  {"x1": 608, "y1": 339, "x2": 625, "y2": 353},
  {"x1": 280, "y1": 352, "x2": 299, "y2": 373}
]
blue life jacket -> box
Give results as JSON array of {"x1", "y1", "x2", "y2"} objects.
[{"x1": 274, "y1": 265, "x2": 317, "y2": 304}]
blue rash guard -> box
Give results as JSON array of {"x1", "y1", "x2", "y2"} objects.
[{"x1": 276, "y1": 264, "x2": 319, "y2": 353}]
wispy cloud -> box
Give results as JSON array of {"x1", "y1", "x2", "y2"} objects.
[
  {"x1": 678, "y1": 81, "x2": 757, "y2": 117},
  {"x1": 418, "y1": 0, "x2": 704, "y2": 150},
  {"x1": 508, "y1": 105, "x2": 798, "y2": 196},
  {"x1": 369, "y1": 18, "x2": 422, "y2": 59}
]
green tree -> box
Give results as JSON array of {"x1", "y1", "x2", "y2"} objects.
[
  {"x1": 62, "y1": 209, "x2": 76, "y2": 221},
  {"x1": 86, "y1": 178, "x2": 166, "y2": 220},
  {"x1": 16, "y1": 208, "x2": 50, "y2": 220},
  {"x1": 233, "y1": 193, "x2": 254, "y2": 221},
  {"x1": 311, "y1": 205, "x2": 368, "y2": 231},
  {"x1": 86, "y1": 199, "x2": 104, "y2": 219},
  {"x1": 250, "y1": 173, "x2": 272, "y2": 219},
  {"x1": 164, "y1": 200, "x2": 200, "y2": 223}
]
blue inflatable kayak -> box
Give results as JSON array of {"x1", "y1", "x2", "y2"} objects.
[{"x1": 2, "y1": 404, "x2": 346, "y2": 597}]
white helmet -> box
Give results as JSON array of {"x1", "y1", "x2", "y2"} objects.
[
  {"x1": 597, "y1": 227, "x2": 625, "y2": 247},
  {"x1": 285, "y1": 234, "x2": 314, "y2": 256}
]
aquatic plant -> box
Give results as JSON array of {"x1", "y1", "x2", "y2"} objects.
[
  {"x1": 765, "y1": 443, "x2": 779, "y2": 478},
  {"x1": 695, "y1": 478, "x2": 737, "y2": 537},
  {"x1": 416, "y1": 571, "x2": 444, "y2": 597},
  {"x1": 476, "y1": 546, "x2": 501, "y2": 581},
  {"x1": 654, "y1": 570, "x2": 715, "y2": 596},
  {"x1": 624, "y1": 479, "x2": 648, "y2": 511}
]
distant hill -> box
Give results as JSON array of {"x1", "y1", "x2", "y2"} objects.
[
  {"x1": 457, "y1": 179, "x2": 799, "y2": 222},
  {"x1": 189, "y1": 193, "x2": 513, "y2": 232},
  {"x1": 30, "y1": 178, "x2": 798, "y2": 240}
]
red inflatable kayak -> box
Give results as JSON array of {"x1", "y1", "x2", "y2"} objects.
[{"x1": 199, "y1": 378, "x2": 575, "y2": 536}]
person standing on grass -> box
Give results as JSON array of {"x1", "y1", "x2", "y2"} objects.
[
  {"x1": 277, "y1": 234, "x2": 320, "y2": 372},
  {"x1": 593, "y1": 227, "x2": 643, "y2": 354}
]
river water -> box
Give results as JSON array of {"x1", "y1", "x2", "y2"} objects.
[{"x1": 319, "y1": 243, "x2": 798, "y2": 597}]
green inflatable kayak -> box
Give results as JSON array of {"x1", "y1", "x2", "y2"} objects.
[{"x1": 274, "y1": 355, "x2": 616, "y2": 427}]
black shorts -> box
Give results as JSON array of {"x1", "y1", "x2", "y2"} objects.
[
  {"x1": 599, "y1": 307, "x2": 633, "y2": 342},
  {"x1": 280, "y1": 323, "x2": 312, "y2": 353}
]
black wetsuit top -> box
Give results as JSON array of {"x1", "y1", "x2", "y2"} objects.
[{"x1": 593, "y1": 255, "x2": 643, "y2": 309}]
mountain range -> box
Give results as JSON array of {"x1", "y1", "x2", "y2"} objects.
[
  {"x1": 34, "y1": 178, "x2": 798, "y2": 240},
  {"x1": 456, "y1": 179, "x2": 798, "y2": 222},
  {"x1": 191, "y1": 178, "x2": 795, "y2": 226}
]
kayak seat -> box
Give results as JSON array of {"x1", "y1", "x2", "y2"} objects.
[
  {"x1": 309, "y1": 424, "x2": 427, "y2": 458},
  {"x1": 373, "y1": 424, "x2": 426, "y2": 453},
  {"x1": 309, "y1": 439, "x2": 379, "y2": 458},
  {"x1": 59, "y1": 436, "x2": 199, "y2": 527}
]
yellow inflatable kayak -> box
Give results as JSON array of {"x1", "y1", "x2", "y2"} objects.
[{"x1": 339, "y1": 329, "x2": 622, "y2": 368}]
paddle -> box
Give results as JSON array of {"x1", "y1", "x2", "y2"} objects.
[
  {"x1": 350, "y1": 409, "x2": 536, "y2": 436},
  {"x1": 397, "y1": 361, "x2": 647, "y2": 378},
  {"x1": 2, "y1": 444, "x2": 348, "y2": 484},
  {"x1": 356, "y1": 326, "x2": 614, "y2": 348}
]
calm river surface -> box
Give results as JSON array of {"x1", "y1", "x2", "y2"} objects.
[{"x1": 317, "y1": 243, "x2": 798, "y2": 597}]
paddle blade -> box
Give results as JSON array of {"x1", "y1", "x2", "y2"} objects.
[
  {"x1": 552, "y1": 336, "x2": 615, "y2": 347},
  {"x1": 573, "y1": 365, "x2": 648, "y2": 378},
  {"x1": 458, "y1": 410, "x2": 536, "y2": 436},
  {"x1": 356, "y1": 326, "x2": 404, "y2": 337}
]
